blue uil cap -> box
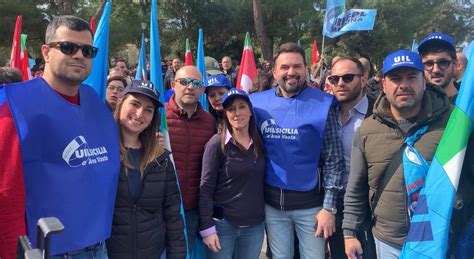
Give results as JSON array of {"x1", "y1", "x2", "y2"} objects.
[
  {"x1": 418, "y1": 32, "x2": 456, "y2": 54},
  {"x1": 205, "y1": 74, "x2": 232, "y2": 93},
  {"x1": 123, "y1": 80, "x2": 163, "y2": 108},
  {"x1": 222, "y1": 88, "x2": 251, "y2": 108},
  {"x1": 383, "y1": 49, "x2": 424, "y2": 76}
]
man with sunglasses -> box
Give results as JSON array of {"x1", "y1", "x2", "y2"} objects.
[
  {"x1": 0, "y1": 16, "x2": 119, "y2": 259},
  {"x1": 165, "y1": 65, "x2": 215, "y2": 252},
  {"x1": 326, "y1": 57, "x2": 376, "y2": 259},
  {"x1": 418, "y1": 32, "x2": 459, "y2": 102},
  {"x1": 419, "y1": 33, "x2": 474, "y2": 256}
]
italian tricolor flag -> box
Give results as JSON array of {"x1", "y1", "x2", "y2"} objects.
[
  {"x1": 20, "y1": 34, "x2": 32, "y2": 81},
  {"x1": 236, "y1": 32, "x2": 257, "y2": 93},
  {"x1": 400, "y1": 43, "x2": 474, "y2": 258},
  {"x1": 184, "y1": 38, "x2": 193, "y2": 66}
]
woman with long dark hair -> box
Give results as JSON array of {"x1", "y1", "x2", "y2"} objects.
[
  {"x1": 199, "y1": 88, "x2": 266, "y2": 259},
  {"x1": 106, "y1": 80, "x2": 186, "y2": 259}
]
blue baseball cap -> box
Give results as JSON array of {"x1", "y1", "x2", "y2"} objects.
[
  {"x1": 123, "y1": 80, "x2": 164, "y2": 108},
  {"x1": 205, "y1": 75, "x2": 232, "y2": 93},
  {"x1": 383, "y1": 49, "x2": 424, "y2": 76},
  {"x1": 222, "y1": 88, "x2": 251, "y2": 108},
  {"x1": 418, "y1": 32, "x2": 456, "y2": 54}
]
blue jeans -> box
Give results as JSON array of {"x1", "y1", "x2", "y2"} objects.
[
  {"x1": 265, "y1": 204, "x2": 325, "y2": 259},
  {"x1": 374, "y1": 236, "x2": 402, "y2": 259},
  {"x1": 185, "y1": 208, "x2": 200, "y2": 253},
  {"x1": 205, "y1": 219, "x2": 264, "y2": 259},
  {"x1": 49, "y1": 242, "x2": 107, "y2": 259}
]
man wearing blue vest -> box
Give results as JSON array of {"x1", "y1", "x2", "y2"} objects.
[
  {"x1": 0, "y1": 16, "x2": 119, "y2": 259},
  {"x1": 250, "y1": 42, "x2": 345, "y2": 259}
]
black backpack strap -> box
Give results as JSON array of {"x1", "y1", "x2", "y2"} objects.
[{"x1": 370, "y1": 144, "x2": 405, "y2": 213}]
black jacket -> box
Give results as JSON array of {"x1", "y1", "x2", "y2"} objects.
[{"x1": 107, "y1": 150, "x2": 186, "y2": 259}]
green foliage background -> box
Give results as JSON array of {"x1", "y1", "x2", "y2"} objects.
[{"x1": 0, "y1": 0, "x2": 472, "y2": 69}]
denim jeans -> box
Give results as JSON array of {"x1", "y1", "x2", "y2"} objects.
[
  {"x1": 205, "y1": 219, "x2": 264, "y2": 259},
  {"x1": 49, "y1": 242, "x2": 107, "y2": 259},
  {"x1": 374, "y1": 236, "x2": 402, "y2": 259},
  {"x1": 265, "y1": 204, "x2": 325, "y2": 259},
  {"x1": 185, "y1": 208, "x2": 200, "y2": 253}
]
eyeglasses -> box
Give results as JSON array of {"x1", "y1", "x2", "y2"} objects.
[
  {"x1": 107, "y1": 85, "x2": 124, "y2": 92},
  {"x1": 423, "y1": 60, "x2": 453, "y2": 70},
  {"x1": 47, "y1": 41, "x2": 98, "y2": 59},
  {"x1": 174, "y1": 78, "x2": 204, "y2": 89},
  {"x1": 327, "y1": 73, "x2": 363, "y2": 85}
]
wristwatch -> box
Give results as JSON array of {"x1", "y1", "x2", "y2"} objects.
[{"x1": 324, "y1": 207, "x2": 337, "y2": 214}]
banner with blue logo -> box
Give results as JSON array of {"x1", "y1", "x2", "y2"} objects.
[{"x1": 323, "y1": 0, "x2": 376, "y2": 38}]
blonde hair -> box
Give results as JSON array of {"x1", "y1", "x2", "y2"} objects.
[{"x1": 114, "y1": 94, "x2": 164, "y2": 175}]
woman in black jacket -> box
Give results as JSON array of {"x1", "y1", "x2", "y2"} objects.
[{"x1": 106, "y1": 80, "x2": 186, "y2": 259}]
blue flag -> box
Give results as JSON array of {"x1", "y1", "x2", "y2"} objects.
[
  {"x1": 196, "y1": 28, "x2": 208, "y2": 111},
  {"x1": 149, "y1": 1, "x2": 189, "y2": 258},
  {"x1": 323, "y1": 0, "x2": 376, "y2": 38},
  {"x1": 135, "y1": 32, "x2": 147, "y2": 80},
  {"x1": 83, "y1": 0, "x2": 111, "y2": 100},
  {"x1": 400, "y1": 40, "x2": 474, "y2": 258},
  {"x1": 149, "y1": 0, "x2": 164, "y2": 103}
]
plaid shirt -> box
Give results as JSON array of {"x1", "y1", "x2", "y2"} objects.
[
  {"x1": 276, "y1": 85, "x2": 345, "y2": 209},
  {"x1": 320, "y1": 107, "x2": 345, "y2": 209}
]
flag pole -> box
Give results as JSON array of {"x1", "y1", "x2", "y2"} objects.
[{"x1": 319, "y1": 34, "x2": 326, "y2": 82}]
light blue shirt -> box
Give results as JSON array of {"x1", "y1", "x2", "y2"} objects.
[{"x1": 337, "y1": 95, "x2": 369, "y2": 189}]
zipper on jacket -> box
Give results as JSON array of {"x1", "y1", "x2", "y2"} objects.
[
  {"x1": 280, "y1": 188, "x2": 284, "y2": 210},
  {"x1": 128, "y1": 151, "x2": 170, "y2": 258},
  {"x1": 131, "y1": 204, "x2": 137, "y2": 259}
]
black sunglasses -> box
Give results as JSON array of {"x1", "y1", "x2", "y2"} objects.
[
  {"x1": 422, "y1": 60, "x2": 453, "y2": 71},
  {"x1": 174, "y1": 78, "x2": 204, "y2": 89},
  {"x1": 48, "y1": 41, "x2": 98, "y2": 59},
  {"x1": 327, "y1": 73, "x2": 363, "y2": 85}
]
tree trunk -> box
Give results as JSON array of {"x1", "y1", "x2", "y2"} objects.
[
  {"x1": 50, "y1": 0, "x2": 74, "y2": 15},
  {"x1": 252, "y1": 0, "x2": 272, "y2": 62}
]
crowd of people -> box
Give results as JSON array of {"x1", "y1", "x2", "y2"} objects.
[{"x1": 0, "y1": 14, "x2": 472, "y2": 259}]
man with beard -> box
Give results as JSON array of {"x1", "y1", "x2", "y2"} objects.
[
  {"x1": 418, "y1": 32, "x2": 459, "y2": 102},
  {"x1": 250, "y1": 42, "x2": 345, "y2": 259},
  {"x1": 327, "y1": 57, "x2": 376, "y2": 259},
  {"x1": 343, "y1": 49, "x2": 474, "y2": 259},
  {"x1": 0, "y1": 15, "x2": 119, "y2": 259}
]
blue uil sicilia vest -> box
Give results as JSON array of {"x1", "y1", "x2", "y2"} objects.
[
  {"x1": 249, "y1": 87, "x2": 334, "y2": 191},
  {"x1": 5, "y1": 78, "x2": 120, "y2": 255}
]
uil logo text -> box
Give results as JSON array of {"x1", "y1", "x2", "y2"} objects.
[{"x1": 62, "y1": 136, "x2": 109, "y2": 167}]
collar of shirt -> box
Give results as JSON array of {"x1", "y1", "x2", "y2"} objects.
[
  {"x1": 353, "y1": 95, "x2": 369, "y2": 116},
  {"x1": 176, "y1": 101, "x2": 197, "y2": 117},
  {"x1": 224, "y1": 129, "x2": 254, "y2": 146},
  {"x1": 336, "y1": 95, "x2": 368, "y2": 127},
  {"x1": 275, "y1": 84, "x2": 307, "y2": 98}
]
